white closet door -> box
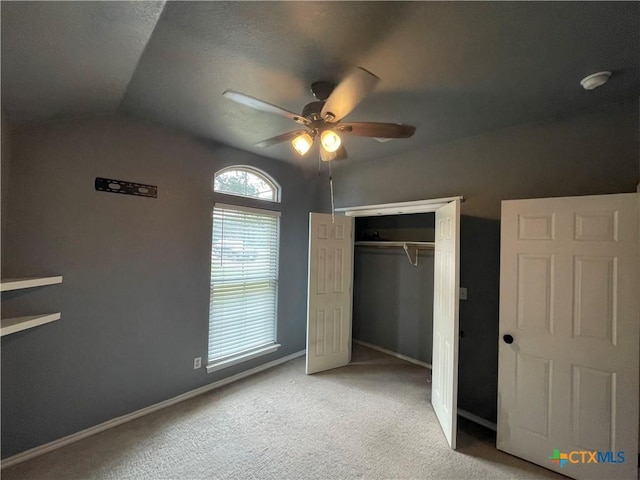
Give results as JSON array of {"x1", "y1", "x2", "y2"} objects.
[
  {"x1": 431, "y1": 199, "x2": 461, "y2": 449},
  {"x1": 306, "y1": 213, "x2": 354, "y2": 374},
  {"x1": 497, "y1": 193, "x2": 639, "y2": 480}
]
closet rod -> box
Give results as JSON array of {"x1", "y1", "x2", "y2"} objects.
[{"x1": 354, "y1": 241, "x2": 435, "y2": 266}]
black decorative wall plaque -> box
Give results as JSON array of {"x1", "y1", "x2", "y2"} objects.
[{"x1": 95, "y1": 177, "x2": 157, "y2": 198}]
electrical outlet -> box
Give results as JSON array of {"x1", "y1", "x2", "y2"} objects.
[
  {"x1": 193, "y1": 357, "x2": 202, "y2": 369},
  {"x1": 459, "y1": 287, "x2": 468, "y2": 300}
]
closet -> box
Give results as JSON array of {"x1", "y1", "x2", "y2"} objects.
[
  {"x1": 306, "y1": 196, "x2": 462, "y2": 448},
  {"x1": 352, "y1": 213, "x2": 435, "y2": 367}
]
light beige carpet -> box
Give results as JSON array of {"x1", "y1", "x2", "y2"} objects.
[{"x1": 2, "y1": 345, "x2": 564, "y2": 479}]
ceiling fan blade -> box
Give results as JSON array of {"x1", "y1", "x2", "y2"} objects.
[
  {"x1": 321, "y1": 67, "x2": 379, "y2": 123},
  {"x1": 254, "y1": 129, "x2": 309, "y2": 148},
  {"x1": 320, "y1": 145, "x2": 348, "y2": 162},
  {"x1": 223, "y1": 90, "x2": 310, "y2": 125},
  {"x1": 338, "y1": 122, "x2": 416, "y2": 139},
  {"x1": 335, "y1": 145, "x2": 348, "y2": 161}
]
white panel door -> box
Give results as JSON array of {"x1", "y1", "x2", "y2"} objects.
[
  {"x1": 306, "y1": 213, "x2": 354, "y2": 374},
  {"x1": 431, "y1": 199, "x2": 461, "y2": 449},
  {"x1": 497, "y1": 193, "x2": 639, "y2": 480}
]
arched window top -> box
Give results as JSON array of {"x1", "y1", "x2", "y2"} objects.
[{"x1": 214, "y1": 166, "x2": 280, "y2": 202}]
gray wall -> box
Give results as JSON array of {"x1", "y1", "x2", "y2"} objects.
[
  {"x1": 1, "y1": 113, "x2": 10, "y2": 267},
  {"x1": 1, "y1": 116, "x2": 320, "y2": 458},
  {"x1": 333, "y1": 103, "x2": 640, "y2": 423},
  {"x1": 458, "y1": 215, "x2": 500, "y2": 422},
  {"x1": 335, "y1": 103, "x2": 639, "y2": 220}
]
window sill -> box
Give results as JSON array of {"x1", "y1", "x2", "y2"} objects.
[{"x1": 206, "y1": 343, "x2": 281, "y2": 374}]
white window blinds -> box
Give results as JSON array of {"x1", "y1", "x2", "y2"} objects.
[{"x1": 208, "y1": 203, "x2": 280, "y2": 365}]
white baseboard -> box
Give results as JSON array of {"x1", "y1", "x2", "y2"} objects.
[
  {"x1": 353, "y1": 339, "x2": 432, "y2": 369},
  {"x1": 1, "y1": 350, "x2": 305, "y2": 469},
  {"x1": 458, "y1": 408, "x2": 497, "y2": 431}
]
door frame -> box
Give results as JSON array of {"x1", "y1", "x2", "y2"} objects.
[{"x1": 335, "y1": 196, "x2": 463, "y2": 218}]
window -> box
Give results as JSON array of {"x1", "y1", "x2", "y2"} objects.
[
  {"x1": 213, "y1": 166, "x2": 279, "y2": 202},
  {"x1": 208, "y1": 167, "x2": 281, "y2": 372}
]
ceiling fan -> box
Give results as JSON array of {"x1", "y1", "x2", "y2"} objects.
[{"x1": 223, "y1": 67, "x2": 416, "y2": 162}]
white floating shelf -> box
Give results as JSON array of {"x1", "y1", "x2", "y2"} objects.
[
  {"x1": 0, "y1": 276, "x2": 63, "y2": 292},
  {"x1": 1, "y1": 313, "x2": 61, "y2": 337}
]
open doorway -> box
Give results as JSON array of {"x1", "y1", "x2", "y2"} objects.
[{"x1": 352, "y1": 212, "x2": 435, "y2": 368}]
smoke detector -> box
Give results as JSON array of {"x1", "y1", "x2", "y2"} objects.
[{"x1": 580, "y1": 71, "x2": 612, "y2": 90}]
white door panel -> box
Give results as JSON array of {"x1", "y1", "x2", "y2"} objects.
[
  {"x1": 431, "y1": 199, "x2": 460, "y2": 449},
  {"x1": 306, "y1": 213, "x2": 354, "y2": 374},
  {"x1": 497, "y1": 193, "x2": 639, "y2": 480}
]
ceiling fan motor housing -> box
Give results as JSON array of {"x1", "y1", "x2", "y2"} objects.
[
  {"x1": 301, "y1": 101, "x2": 325, "y2": 120},
  {"x1": 310, "y1": 81, "x2": 335, "y2": 101}
]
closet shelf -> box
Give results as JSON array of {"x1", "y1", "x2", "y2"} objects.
[
  {"x1": 1, "y1": 313, "x2": 61, "y2": 337},
  {"x1": 355, "y1": 241, "x2": 434, "y2": 248},
  {"x1": 1, "y1": 276, "x2": 63, "y2": 292},
  {"x1": 354, "y1": 241, "x2": 435, "y2": 266}
]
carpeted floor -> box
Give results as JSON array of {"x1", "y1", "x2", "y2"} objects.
[{"x1": 2, "y1": 345, "x2": 564, "y2": 479}]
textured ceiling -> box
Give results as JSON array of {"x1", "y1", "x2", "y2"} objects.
[
  {"x1": 2, "y1": 1, "x2": 639, "y2": 166},
  {"x1": 1, "y1": 1, "x2": 165, "y2": 122}
]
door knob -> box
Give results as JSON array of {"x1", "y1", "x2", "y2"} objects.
[{"x1": 503, "y1": 334, "x2": 514, "y2": 344}]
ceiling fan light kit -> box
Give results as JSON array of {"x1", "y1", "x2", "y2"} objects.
[
  {"x1": 223, "y1": 66, "x2": 416, "y2": 162},
  {"x1": 292, "y1": 132, "x2": 314, "y2": 156},
  {"x1": 320, "y1": 130, "x2": 341, "y2": 153}
]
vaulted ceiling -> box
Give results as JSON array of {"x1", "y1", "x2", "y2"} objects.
[{"x1": 2, "y1": 1, "x2": 638, "y2": 166}]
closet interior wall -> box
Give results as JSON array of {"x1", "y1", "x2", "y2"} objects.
[{"x1": 352, "y1": 213, "x2": 435, "y2": 365}]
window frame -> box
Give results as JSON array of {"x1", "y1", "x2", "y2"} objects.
[
  {"x1": 213, "y1": 165, "x2": 281, "y2": 203},
  {"x1": 207, "y1": 166, "x2": 282, "y2": 373}
]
